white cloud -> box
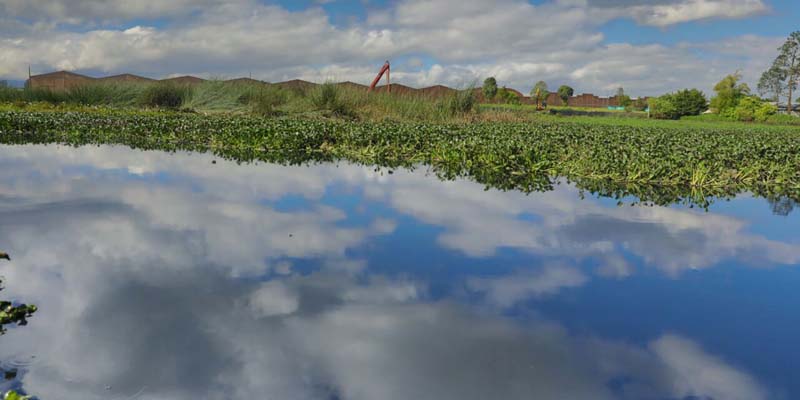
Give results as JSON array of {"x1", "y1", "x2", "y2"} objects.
[
  {"x1": 650, "y1": 334, "x2": 768, "y2": 400},
  {"x1": 0, "y1": 0, "x2": 782, "y2": 95},
  {"x1": 0, "y1": 144, "x2": 797, "y2": 283},
  {"x1": 619, "y1": 0, "x2": 768, "y2": 27},
  {"x1": 0, "y1": 0, "x2": 239, "y2": 24},
  {"x1": 0, "y1": 143, "x2": 783, "y2": 399},
  {"x1": 249, "y1": 281, "x2": 299, "y2": 317},
  {"x1": 467, "y1": 265, "x2": 589, "y2": 307},
  {"x1": 360, "y1": 166, "x2": 800, "y2": 275}
]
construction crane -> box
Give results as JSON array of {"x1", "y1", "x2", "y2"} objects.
[{"x1": 368, "y1": 61, "x2": 390, "y2": 93}]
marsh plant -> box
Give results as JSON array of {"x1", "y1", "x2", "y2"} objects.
[
  {"x1": 1, "y1": 109, "x2": 798, "y2": 207},
  {"x1": 138, "y1": 82, "x2": 194, "y2": 109},
  {"x1": 310, "y1": 82, "x2": 355, "y2": 117}
]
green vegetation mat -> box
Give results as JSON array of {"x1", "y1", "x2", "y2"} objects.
[{"x1": 1, "y1": 108, "x2": 799, "y2": 207}]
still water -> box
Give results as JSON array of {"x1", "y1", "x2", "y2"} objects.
[{"x1": 0, "y1": 144, "x2": 798, "y2": 400}]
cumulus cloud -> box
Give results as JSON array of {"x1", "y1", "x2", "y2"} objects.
[
  {"x1": 467, "y1": 265, "x2": 589, "y2": 307},
  {"x1": 360, "y1": 166, "x2": 800, "y2": 275},
  {"x1": 0, "y1": 0, "x2": 238, "y2": 24},
  {"x1": 0, "y1": 142, "x2": 783, "y2": 399},
  {"x1": 650, "y1": 334, "x2": 768, "y2": 400},
  {"x1": 0, "y1": 0, "x2": 782, "y2": 95},
  {"x1": 584, "y1": 0, "x2": 768, "y2": 26}
]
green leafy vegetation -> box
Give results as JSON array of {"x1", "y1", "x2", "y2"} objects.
[
  {"x1": 649, "y1": 89, "x2": 708, "y2": 119},
  {"x1": 707, "y1": 72, "x2": 779, "y2": 122},
  {"x1": 0, "y1": 108, "x2": 798, "y2": 208}
]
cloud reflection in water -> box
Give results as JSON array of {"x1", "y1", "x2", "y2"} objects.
[{"x1": 0, "y1": 144, "x2": 788, "y2": 400}]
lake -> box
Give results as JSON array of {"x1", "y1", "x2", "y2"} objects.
[{"x1": 0, "y1": 144, "x2": 798, "y2": 400}]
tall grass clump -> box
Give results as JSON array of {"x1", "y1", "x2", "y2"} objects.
[
  {"x1": 25, "y1": 88, "x2": 68, "y2": 104},
  {"x1": 64, "y1": 83, "x2": 143, "y2": 106},
  {"x1": 310, "y1": 82, "x2": 354, "y2": 117},
  {"x1": 0, "y1": 86, "x2": 20, "y2": 102},
  {"x1": 182, "y1": 80, "x2": 277, "y2": 112},
  {"x1": 139, "y1": 82, "x2": 194, "y2": 109},
  {"x1": 319, "y1": 85, "x2": 462, "y2": 122},
  {"x1": 246, "y1": 86, "x2": 289, "y2": 116},
  {"x1": 440, "y1": 87, "x2": 477, "y2": 117}
]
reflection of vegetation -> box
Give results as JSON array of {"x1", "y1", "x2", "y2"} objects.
[
  {"x1": 0, "y1": 109, "x2": 799, "y2": 209},
  {"x1": 1, "y1": 253, "x2": 36, "y2": 400},
  {"x1": 0, "y1": 253, "x2": 37, "y2": 335},
  {"x1": 0, "y1": 299, "x2": 37, "y2": 335},
  {"x1": 768, "y1": 196, "x2": 798, "y2": 216},
  {"x1": 2, "y1": 390, "x2": 32, "y2": 400}
]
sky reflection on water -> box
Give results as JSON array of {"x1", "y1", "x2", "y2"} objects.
[{"x1": 0, "y1": 144, "x2": 798, "y2": 400}]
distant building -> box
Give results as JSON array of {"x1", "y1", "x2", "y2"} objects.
[
  {"x1": 161, "y1": 76, "x2": 206, "y2": 85},
  {"x1": 27, "y1": 71, "x2": 95, "y2": 91},
  {"x1": 225, "y1": 77, "x2": 267, "y2": 85},
  {"x1": 0, "y1": 80, "x2": 7, "y2": 88},
  {"x1": 98, "y1": 74, "x2": 155, "y2": 83}
]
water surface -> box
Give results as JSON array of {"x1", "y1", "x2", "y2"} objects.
[{"x1": 0, "y1": 144, "x2": 798, "y2": 400}]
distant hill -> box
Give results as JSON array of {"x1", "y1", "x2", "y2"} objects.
[{"x1": 19, "y1": 70, "x2": 637, "y2": 108}]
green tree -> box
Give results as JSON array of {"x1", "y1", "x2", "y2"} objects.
[
  {"x1": 482, "y1": 77, "x2": 498, "y2": 101},
  {"x1": 710, "y1": 72, "x2": 750, "y2": 113},
  {"x1": 531, "y1": 81, "x2": 548, "y2": 109},
  {"x1": 772, "y1": 31, "x2": 800, "y2": 113},
  {"x1": 670, "y1": 89, "x2": 708, "y2": 116},
  {"x1": 498, "y1": 87, "x2": 521, "y2": 105},
  {"x1": 557, "y1": 85, "x2": 574, "y2": 106},
  {"x1": 758, "y1": 64, "x2": 787, "y2": 103},
  {"x1": 648, "y1": 96, "x2": 678, "y2": 119},
  {"x1": 648, "y1": 89, "x2": 707, "y2": 119}
]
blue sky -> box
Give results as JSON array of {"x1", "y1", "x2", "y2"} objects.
[{"x1": 0, "y1": 0, "x2": 797, "y2": 96}]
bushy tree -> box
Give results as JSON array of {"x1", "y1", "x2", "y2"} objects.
[
  {"x1": 670, "y1": 89, "x2": 708, "y2": 116},
  {"x1": 648, "y1": 96, "x2": 679, "y2": 119},
  {"x1": 531, "y1": 81, "x2": 548, "y2": 109},
  {"x1": 710, "y1": 72, "x2": 750, "y2": 113},
  {"x1": 557, "y1": 85, "x2": 574, "y2": 106},
  {"x1": 482, "y1": 77, "x2": 498, "y2": 101},
  {"x1": 755, "y1": 102, "x2": 779, "y2": 122},
  {"x1": 648, "y1": 89, "x2": 707, "y2": 119},
  {"x1": 730, "y1": 96, "x2": 777, "y2": 122},
  {"x1": 498, "y1": 87, "x2": 521, "y2": 105}
]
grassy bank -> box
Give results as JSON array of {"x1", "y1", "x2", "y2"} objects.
[
  {"x1": 1, "y1": 107, "x2": 798, "y2": 207},
  {"x1": 0, "y1": 80, "x2": 488, "y2": 123}
]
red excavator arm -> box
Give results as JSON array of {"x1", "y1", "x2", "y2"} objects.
[{"x1": 368, "y1": 61, "x2": 391, "y2": 93}]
